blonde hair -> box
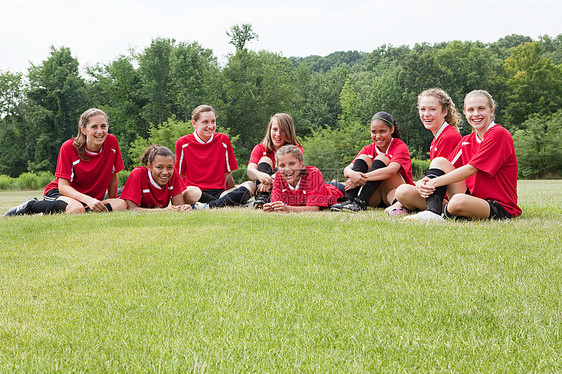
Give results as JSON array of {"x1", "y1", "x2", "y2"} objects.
[
  {"x1": 73, "y1": 108, "x2": 108, "y2": 161},
  {"x1": 262, "y1": 113, "x2": 301, "y2": 154},
  {"x1": 418, "y1": 88, "x2": 461, "y2": 131},
  {"x1": 464, "y1": 90, "x2": 497, "y2": 121},
  {"x1": 275, "y1": 144, "x2": 304, "y2": 164}
]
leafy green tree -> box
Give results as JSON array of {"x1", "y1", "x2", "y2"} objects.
[
  {"x1": 513, "y1": 110, "x2": 562, "y2": 178},
  {"x1": 504, "y1": 42, "x2": 562, "y2": 128},
  {"x1": 138, "y1": 38, "x2": 174, "y2": 126},
  {"x1": 227, "y1": 24, "x2": 259, "y2": 51},
  {"x1": 539, "y1": 34, "x2": 562, "y2": 64},
  {"x1": 26, "y1": 46, "x2": 88, "y2": 172}
]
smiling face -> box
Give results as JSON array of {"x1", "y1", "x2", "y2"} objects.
[
  {"x1": 277, "y1": 152, "x2": 304, "y2": 187},
  {"x1": 370, "y1": 119, "x2": 394, "y2": 152},
  {"x1": 147, "y1": 155, "x2": 175, "y2": 187},
  {"x1": 464, "y1": 94, "x2": 494, "y2": 137},
  {"x1": 192, "y1": 111, "x2": 216, "y2": 142},
  {"x1": 81, "y1": 114, "x2": 108, "y2": 151},
  {"x1": 418, "y1": 95, "x2": 447, "y2": 135},
  {"x1": 270, "y1": 119, "x2": 286, "y2": 150}
]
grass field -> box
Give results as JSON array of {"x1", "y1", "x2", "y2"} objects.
[{"x1": 1, "y1": 180, "x2": 561, "y2": 372}]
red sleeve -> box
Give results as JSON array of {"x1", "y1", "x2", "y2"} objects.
[
  {"x1": 249, "y1": 144, "x2": 265, "y2": 165},
  {"x1": 434, "y1": 130, "x2": 462, "y2": 159},
  {"x1": 469, "y1": 127, "x2": 513, "y2": 177},
  {"x1": 54, "y1": 140, "x2": 75, "y2": 180},
  {"x1": 303, "y1": 167, "x2": 330, "y2": 207},
  {"x1": 119, "y1": 167, "x2": 143, "y2": 206},
  {"x1": 222, "y1": 135, "x2": 238, "y2": 172},
  {"x1": 174, "y1": 137, "x2": 184, "y2": 176},
  {"x1": 169, "y1": 171, "x2": 185, "y2": 198},
  {"x1": 111, "y1": 135, "x2": 125, "y2": 174},
  {"x1": 270, "y1": 173, "x2": 284, "y2": 202}
]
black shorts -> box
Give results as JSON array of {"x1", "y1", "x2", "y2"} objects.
[
  {"x1": 488, "y1": 200, "x2": 512, "y2": 220},
  {"x1": 44, "y1": 189, "x2": 63, "y2": 201},
  {"x1": 199, "y1": 189, "x2": 224, "y2": 203}
]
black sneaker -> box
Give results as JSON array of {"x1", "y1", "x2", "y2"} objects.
[
  {"x1": 253, "y1": 192, "x2": 270, "y2": 209},
  {"x1": 5, "y1": 197, "x2": 38, "y2": 216},
  {"x1": 341, "y1": 198, "x2": 367, "y2": 212},
  {"x1": 330, "y1": 198, "x2": 352, "y2": 211}
]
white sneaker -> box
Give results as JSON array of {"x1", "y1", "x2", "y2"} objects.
[
  {"x1": 404, "y1": 210, "x2": 444, "y2": 221},
  {"x1": 192, "y1": 202, "x2": 209, "y2": 210}
]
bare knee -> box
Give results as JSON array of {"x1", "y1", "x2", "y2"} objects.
[
  {"x1": 183, "y1": 186, "x2": 202, "y2": 204},
  {"x1": 107, "y1": 198, "x2": 127, "y2": 212},
  {"x1": 65, "y1": 201, "x2": 86, "y2": 214},
  {"x1": 241, "y1": 181, "x2": 256, "y2": 194},
  {"x1": 429, "y1": 157, "x2": 454, "y2": 173},
  {"x1": 446, "y1": 194, "x2": 471, "y2": 215}
]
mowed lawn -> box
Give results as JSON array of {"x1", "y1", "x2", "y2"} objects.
[{"x1": 1, "y1": 180, "x2": 561, "y2": 372}]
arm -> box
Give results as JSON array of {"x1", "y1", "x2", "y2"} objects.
[
  {"x1": 225, "y1": 172, "x2": 235, "y2": 190},
  {"x1": 418, "y1": 164, "x2": 478, "y2": 198},
  {"x1": 59, "y1": 178, "x2": 108, "y2": 212},
  {"x1": 364, "y1": 161, "x2": 401, "y2": 181},
  {"x1": 247, "y1": 162, "x2": 274, "y2": 192},
  {"x1": 263, "y1": 201, "x2": 320, "y2": 213},
  {"x1": 169, "y1": 195, "x2": 192, "y2": 211},
  {"x1": 107, "y1": 173, "x2": 119, "y2": 198}
]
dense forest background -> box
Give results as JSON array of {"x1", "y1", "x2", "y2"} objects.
[{"x1": 1, "y1": 26, "x2": 561, "y2": 180}]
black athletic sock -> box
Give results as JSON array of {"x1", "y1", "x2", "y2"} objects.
[
  {"x1": 30, "y1": 200, "x2": 68, "y2": 214},
  {"x1": 104, "y1": 203, "x2": 113, "y2": 212},
  {"x1": 345, "y1": 158, "x2": 369, "y2": 200},
  {"x1": 257, "y1": 162, "x2": 273, "y2": 175},
  {"x1": 208, "y1": 186, "x2": 251, "y2": 208},
  {"x1": 199, "y1": 192, "x2": 218, "y2": 204},
  {"x1": 357, "y1": 159, "x2": 386, "y2": 203},
  {"x1": 425, "y1": 168, "x2": 446, "y2": 214}
]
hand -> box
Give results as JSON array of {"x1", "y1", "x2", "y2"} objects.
[
  {"x1": 257, "y1": 182, "x2": 272, "y2": 193},
  {"x1": 87, "y1": 197, "x2": 108, "y2": 212},
  {"x1": 418, "y1": 178, "x2": 437, "y2": 198},
  {"x1": 347, "y1": 170, "x2": 368, "y2": 186},
  {"x1": 259, "y1": 173, "x2": 274, "y2": 186},
  {"x1": 264, "y1": 201, "x2": 288, "y2": 212}
]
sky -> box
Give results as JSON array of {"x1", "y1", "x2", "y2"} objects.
[{"x1": 1, "y1": 0, "x2": 561, "y2": 74}]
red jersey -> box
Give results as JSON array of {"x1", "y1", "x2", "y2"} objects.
[
  {"x1": 174, "y1": 132, "x2": 238, "y2": 190},
  {"x1": 248, "y1": 143, "x2": 304, "y2": 169},
  {"x1": 447, "y1": 123, "x2": 521, "y2": 217},
  {"x1": 120, "y1": 166, "x2": 185, "y2": 208},
  {"x1": 430, "y1": 122, "x2": 461, "y2": 161},
  {"x1": 271, "y1": 166, "x2": 344, "y2": 207},
  {"x1": 44, "y1": 134, "x2": 124, "y2": 200},
  {"x1": 352, "y1": 138, "x2": 414, "y2": 185}
]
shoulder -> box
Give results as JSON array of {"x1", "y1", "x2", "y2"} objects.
[
  {"x1": 105, "y1": 133, "x2": 119, "y2": 145},
  {"x1": 176, "y1": 134, "x2": 194, "y2": 145},
  {"x1": 130, "y1": 166, "x2": 146, "y2": 176},
  {"x1": 486, "y1": 124, "x2": 512, "y2": 139},
  {"x1": 251, "y1": 143, "x2": 266, "y2": 152},
  {"x1": 215, "y1": 133, "x2": 232, "y2": 143}
]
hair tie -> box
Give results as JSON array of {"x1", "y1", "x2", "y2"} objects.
[{"x1": 371, "y1": 116, "x2": 394, "y2": 127}]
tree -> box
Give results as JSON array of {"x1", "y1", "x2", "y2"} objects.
[
  {"x1": 504, "y1": 42, "x2": 562, "y2": 128},
  {"x1": 227, "y1": 24, "x2": 259, "y2": 51},
  {"x1": 26, "y1": 46, "x2": 88, "y2": 172}
]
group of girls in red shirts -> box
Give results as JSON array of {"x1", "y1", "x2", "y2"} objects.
[{"x1": 5, "y1": 89, "x2": 521, "y2": 221}]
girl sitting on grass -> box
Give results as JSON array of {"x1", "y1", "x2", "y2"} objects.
[
  {"x1": 246, "y1": 113, "x2": 302, "y2": 208},
  {"x1": 404, "y1": 90, "x2": 521, "y2": 221},
  {"x1": 388, "y1": 88, "x2": 462, "y2": 215},
  {"x1": 263, "y1": 145, "x2": 344, "y2": 212},
  {"x1": 5, "y1": 108, "x2": 126, "y2": 216},
  {"x1": 120, "y1": 145, "x2": 192, "y2": 211},
  {"x1": 331, "y1": 111, "x2": 413, "y2": 212},
  {"x1": 175, "y1": 105, "x2": 255, "y2": 209}
]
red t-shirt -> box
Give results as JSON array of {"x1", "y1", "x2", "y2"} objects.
[
  {"x1": 352, "y1": 138, "x2": 414, "y2": 185},
  {"x1": 44, "y1": 134, "x2": 124, "y2": 200},
  {"x1": 447, "y1": 123, "x2": 521, "y2": 217},
  {"x1": 120, "y1": 166, "x2": 185, "y2": 208},
  {"x1": 248, "y1": 143, "x2": 304, "y2": 169},
  {"x1": 271, "y1": 166, "x2": 344, "y2": 208},
  {"x1": 174, "y1": 132, "x2": 238, "y2": 190},
  {"x1": 430, "y1": 123, "x2": 462, "y2": 160}
]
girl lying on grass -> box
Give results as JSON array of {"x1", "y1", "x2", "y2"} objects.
[
  {"x1": 263, "y1": 145, "x2": 344, "y2": 213},
  {"x1": 119, "y1": 145, "x2": 192, "y2": 212},
  {"x1": 246, "y1": 113, "x2": 303, "y2": 209},
  {"x1": 404, "y1": 90, "x2": 521, "y2": 221},
  {"x1": 5, "y1": 108, "x2": 127, "y2": 216},
  {"x1": 388, "y1": 88, "x2": 462, "y2": 216},
  {"x1": 331, "y1": 111, "x2": 413, "y2": 212}
]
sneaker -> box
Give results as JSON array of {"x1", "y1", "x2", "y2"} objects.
[
  {"x1": 330, "y1": 198, "x2": 352, "y2": 211},
  {"x1": 341, "y1": 198, "x2": 367, "y2": 212},
  {"x1": 253, "y1": 192, "x2": 270, "y2": 209},
  {"x1": 5, "y1": 197, "x2": 38, "y2": 217},
  {"x1": 403, "y1": 210, "x2": 443, "y2": 221},
  {"x1": 192, "y1": 202, "x2": 209, "y2": 210}
]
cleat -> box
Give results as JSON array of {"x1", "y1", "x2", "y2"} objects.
[
  {"x1": 330, "y1": 198, "x2": 352, "y2": 211},
  {"x1": 341, "y1": 198, "x2": 367, "y2": 212},
  {"x1": 403, "y1": 210, "x2": 444, "y2": 221},
  {"x1": 192, "y1": 202, "x2": 209, "y2": 210},
  {"x1": 5, "y1": 197, "x2": 38, "y2": 217}
]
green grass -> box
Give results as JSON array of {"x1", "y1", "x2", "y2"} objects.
[{"x1": 1, "y1": 181, "x2": 561, "y2": 372}]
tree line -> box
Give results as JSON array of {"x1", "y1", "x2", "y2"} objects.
[{"x1": 0, "y1": 26, "x2": 560, "y2": 180}]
